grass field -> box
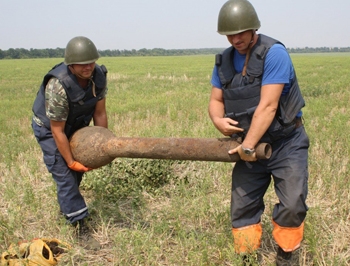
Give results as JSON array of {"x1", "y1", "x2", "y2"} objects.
[{"x1": 0, "y1": 53, "x2": 349, "y2": 265}]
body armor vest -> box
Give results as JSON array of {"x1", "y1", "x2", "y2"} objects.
[
  {"x1": 216, "y1": 34, "x2": 305, "y2": 143},
  {"x1": 32, "y1": 63, "x2": 108, "y2": 138}
]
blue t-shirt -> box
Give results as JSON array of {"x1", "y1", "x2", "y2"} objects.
[{"x1": 211, "y1": 44, "x2": 293, "y2": 95}]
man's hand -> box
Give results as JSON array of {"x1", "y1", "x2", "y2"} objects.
[
  {"x1": 213, "y1": 117, "x2": 244, "y2": 136},
  {"x1": 209, "y1": 87, "x2": 244, "y2": 136},
  {"x1": 229, "y1": 145, "x2": 257, "y2": 162},
  {"x1": 68, "y1": 161, "x2": 92, "y2": 172}
]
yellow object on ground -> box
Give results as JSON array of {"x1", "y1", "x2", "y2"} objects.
[{"x1": 0, "y1": 238, "x2": 71, "y2": 266}]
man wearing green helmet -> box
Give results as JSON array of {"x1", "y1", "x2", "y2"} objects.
[
  {"x1": 32, "y1": 36, "x2": 108, "y2": 244},
  {"x1": 209, "y1": 0, "x2": 309, "y2": 265}
]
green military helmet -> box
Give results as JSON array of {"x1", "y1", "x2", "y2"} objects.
[
  {"x1": 217, "y1": 0, "x2": 261, "y2": 35},
  {"x1": 64, "y1": 36, "x2": 100, "y2": 65}
]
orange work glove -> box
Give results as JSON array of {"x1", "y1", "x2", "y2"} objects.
[{"x1": 68, "y1": 161, "x2": 92, "y2": 172}]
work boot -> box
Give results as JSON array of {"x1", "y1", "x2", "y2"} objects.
[
  {"x1": 73, "y1": 219, "x2": 101, "y2": 250},
  {"x1": 57, "y1": 209, "x2": 65, "y2": 221},
  {"x1": 276, "y1": 247, "x2": 294, "y2": 266},
  {"x1": 241, "y1": 252, "x2": 261, "y2": 266}
]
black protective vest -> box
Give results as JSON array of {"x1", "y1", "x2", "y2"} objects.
[
  {"x1": 32, "y1": 62, "x2": 108, "y2": 138},
  {"x1": 216, "y1": 34, "x2": 305, "y2": 143}
]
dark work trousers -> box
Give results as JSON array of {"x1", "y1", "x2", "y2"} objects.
[
  {"x1": 32, "y1": 119, "x2": 88, "y2": 224},
  {"x1": 231, "y1": 125, "x2": 309, "y2": 229}
]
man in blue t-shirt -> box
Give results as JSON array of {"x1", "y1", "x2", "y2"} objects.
[{"x1": 209, "y1": 0, "x2": 309, "y2": 265}]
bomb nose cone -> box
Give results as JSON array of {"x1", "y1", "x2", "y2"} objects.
[{"x1": 70, "y1": 126, "x2": 115, "y2": 169}]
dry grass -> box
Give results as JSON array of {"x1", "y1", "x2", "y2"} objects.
[{"x1": 0, "y1": 54, "x2": 350, "y2": 265}]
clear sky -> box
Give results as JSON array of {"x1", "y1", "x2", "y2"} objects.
[{"x1": 1, "y1": 0, "x2": 349, "y2": 50}]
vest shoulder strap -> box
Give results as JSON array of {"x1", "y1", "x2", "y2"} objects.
[
  {"x1": 247, "y1": 34, "x2": 283, "y2": 77},
  {"x1": 215, "y1": 46, "x2": 235, "y2": 86}
]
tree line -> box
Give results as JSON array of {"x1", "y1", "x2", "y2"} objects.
[{"x1": 1, "y1": 47, "x2": 350, "y2": 60}]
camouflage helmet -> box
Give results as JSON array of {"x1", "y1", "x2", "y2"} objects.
[
  {"x1": 217, "y1": 0, "x2": 261, "y2": 35},
  {"x1": 64, "y1": 36, "x2": 100, "y2": 65}
]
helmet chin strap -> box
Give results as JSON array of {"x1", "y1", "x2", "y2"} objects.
[
  {"x1": 69, "y1": 65, "x2": 96, "y2": 97},
  {"x1": 242, "y1": 30, "x2": 256, "y2": 77},
  {"x1": 249, "y1": 29, "x2": 256, "y2": 44}
]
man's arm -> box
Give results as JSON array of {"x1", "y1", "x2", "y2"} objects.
[
  {"x1": 51, "y1": 120, "x2": 91, "y2": 172},
  {"x1": 230, "y1": 83, "x2": 283, "y2": 161},
  {"x1": 243, "y1": 83, "x2": 283, "y2": 147},
  {"x1": 208, "y1": 86, "x2": 244, "y2": 136},
  {"x1": 93, "y1": 98, "x2": 108, "y2": 128},
  {"x1": 50, "y1": 120, "x2": 75, "y2": 166}
]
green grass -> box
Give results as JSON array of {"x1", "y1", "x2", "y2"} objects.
[{"x1": 0, "y1": 54, "x2": 350, "y2": 265}]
